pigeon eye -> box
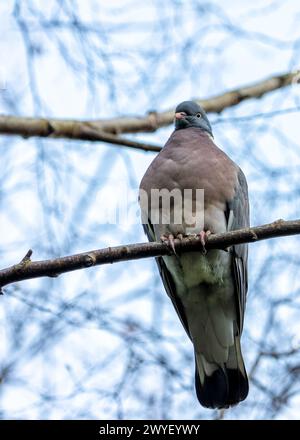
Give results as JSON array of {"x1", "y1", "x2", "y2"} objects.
[{"x1": 196, "y1": 113, "x2": 202, "y2": 118}]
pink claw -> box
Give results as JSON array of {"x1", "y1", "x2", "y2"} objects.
[
  {"x1": 197, "y1": 230, "x2": 211, "y2": 255},
  {"x1": 161, "y1": 233, "x2": 180, "y2": 255}
]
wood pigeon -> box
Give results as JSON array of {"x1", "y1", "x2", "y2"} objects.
[{"x1": 139, "y1": 101, "x2": 249, "y2": 409}]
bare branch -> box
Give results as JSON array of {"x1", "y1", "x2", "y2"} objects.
[
  {"x1": 0, "y1": 118, "x2": 162, "y2": 152},
  {"x1": 0, "y1": 218, "x2": 299, "y2": 292},
  {"x1": 0, "y1": 71, "x2": 298, "y2": 151}
]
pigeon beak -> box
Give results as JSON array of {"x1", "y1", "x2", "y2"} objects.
[{"x1": 175, "y1": 112, "x2": 187, "y2": 120}]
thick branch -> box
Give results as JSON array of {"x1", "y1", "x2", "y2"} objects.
[
  {"x1": 0, "y1": 219, "x2": 299, "y2": 292},
  {"x1": 0, "y1": 71, "x2": 298, "y2": 151}
]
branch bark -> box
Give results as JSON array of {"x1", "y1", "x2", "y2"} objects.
[
  {"x1": 0, "y1": 219, "x2": 299, "y2": 292},
  {"x1": 0, "y1": 70, "x2": 298, "y2": 151}
]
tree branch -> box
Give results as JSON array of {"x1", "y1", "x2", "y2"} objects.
[
  {"x1": 0, "y1": 219, "x2": 299, "y2": 292},
  {"x1": 0, "y1": 70, "x2": 298, "y2": 151}
]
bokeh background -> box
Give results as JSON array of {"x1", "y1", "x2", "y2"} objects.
[{"x1": 0, "y1": 0, "x2": 300, "y2": 419}]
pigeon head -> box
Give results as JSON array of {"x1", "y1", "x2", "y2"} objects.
[{"x1": 174, "y1": 101, "x2": 213, "y2": 136}]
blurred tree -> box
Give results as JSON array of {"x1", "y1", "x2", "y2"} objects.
[{"x1": 0, "y1": 0, "x2": 300, "y2": 420}]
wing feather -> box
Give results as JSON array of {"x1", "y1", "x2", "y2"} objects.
[
  {"x1": 143, "y1": 221, "x2": 191, "y2": 338},
  {"x1": 226, "y1": 168, "x2": 249, "y2": 333}
]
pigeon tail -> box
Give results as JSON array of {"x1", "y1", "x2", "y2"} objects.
[{"x1": 195, "y1": 337, "x2": 249, "y2": 409}]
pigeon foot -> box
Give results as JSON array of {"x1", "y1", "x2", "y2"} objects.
[
  {"x1": 196, "y1": 230, "x2": 211, "y2": 255},
  {"x1": 160, "y1": 233, "x2": 185, "y2": 255}
]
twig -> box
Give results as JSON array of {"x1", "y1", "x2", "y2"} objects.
[
  {"x1": 20, "y1": 249, "x2": 33, "y2": 263},
  {"x1": 0, "y1": 219, "x2": 299, "y2": 292}
]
